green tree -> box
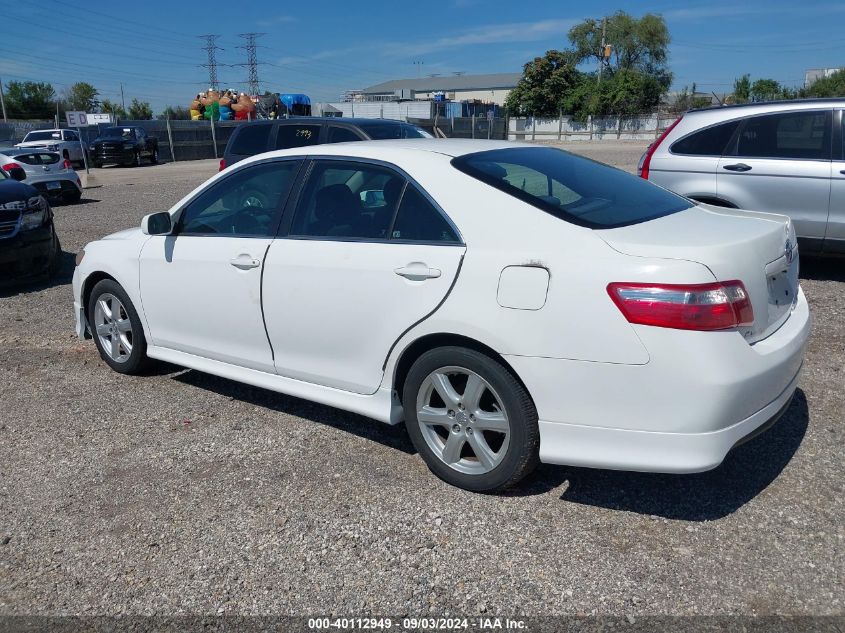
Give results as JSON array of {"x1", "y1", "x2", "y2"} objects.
[
  {"x1": 157, "y1": 105, "x2": 190, "y2": 120},
  {"x1": 99, "y1": 99, "x2": 127, "y2": 118},
  {"x1": 671, "y1": 83, "x2": 714, "y2": 113},
  {"x1": 505, "y1": 50, "x2": 584, "y2": 117},
  {"x1": 3, "y1": 81, "x2": 56, "y2": 119},
  {"x1": 732, "y1": 74, "x2": 751, "y2": 104},
  {"x1": 127, "y1": 98, "x2": 153, "y2": 120},
  {"x1": 802, "y1": 69, "x2": 845, "y2": 97},
  {"x1": 568, "y1": 12, "x2": 672, "y2": 87},
  {"x1": 750, "y1": 78, "x2": 782, "y2": 101},
  {"x1": 65, "y1": 82, "x2": 99, "y2": 111}
]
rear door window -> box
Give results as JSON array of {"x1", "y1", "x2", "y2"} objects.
[
  {"x1": 327, "y1": 126, "x2": 363, "y2": 143},
  {"x1": 391, "y1": 185, "x2": 459, "y2": 243},
  {"x1": 9, "y1": 153, "x2": 40, "y2": 165},
  {"x1": 452, "y1": 147, "x2": 692, "y2": 229},
  {"x1": 275, "y1": 124, "x2": 322, "y2": 150},
  {"x1": 670, "y1": 120, "x2": 739, "y2": 156},
  {"x1": 230, "y1": 123, "x2": 273, "y2": 156},
  {"x1": 733, "y1": 110, "x2": 832, "y2": 160}
]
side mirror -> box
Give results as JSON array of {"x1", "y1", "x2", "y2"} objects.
[
  {"x1": 141, "y1": 211, "x2": 173, "y2": 235},
  {"x1": 8, "y1": 166, "x2": 26, "y2": 181}
]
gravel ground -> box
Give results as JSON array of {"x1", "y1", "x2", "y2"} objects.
[{"x1": 0, "y1": 145, "x2": 843, "y2": 620}]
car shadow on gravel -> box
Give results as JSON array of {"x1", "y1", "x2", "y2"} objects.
[
  {"x1": 173, "y1": 370, "x2": 417, "y2": 455},
  {"x1": 529, "y1": 390, "x2": 809, "y2": 520},
  {"x1": 800, "y1": 257, "x2": 845, "y2": 282},
  {"x1": 0, "y1": 250, "x2": 75, "y2": 298}
]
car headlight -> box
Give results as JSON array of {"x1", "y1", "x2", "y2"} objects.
[
  {"x1": 47, "y1": 144, "x2": 59, "y2": 151},
  {"x1": 20, "y1": 196, "x2": 48, "y2": 230}
]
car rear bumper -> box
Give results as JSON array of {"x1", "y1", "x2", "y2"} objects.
[
  {"x1": 0, "y1": 224, "x2": 57, "y2": 283},
  {"x1": 30, "y1": 177, "x2": 81, "y2": 200},
  {"x1": 506, "y1": 287, "x2": 811, "y2": 473}
]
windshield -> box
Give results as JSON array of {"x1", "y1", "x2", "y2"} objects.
[
  {"x1": 452, "y1": 147, "x2": 693, "y2": 229},
  {"x1": 101, "y1": 127, "x2": 134, "y2": 139},
  {"x1": 23, "y1": 131, "x2": 61, "y2": 142}
]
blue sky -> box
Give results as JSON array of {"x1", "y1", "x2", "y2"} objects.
[{"x1": 3, "y1": 0, "x2": 844, "y2": 114}]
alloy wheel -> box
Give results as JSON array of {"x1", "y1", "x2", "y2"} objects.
[
  {"x1": 93, "y1": 293, "x2": 133, "y2": 363},
  {"x1": 416, "y1": 366, "x2": 510, "y2": 475}
]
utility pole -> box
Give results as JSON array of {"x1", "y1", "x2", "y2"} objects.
[
  {"x1": 120, "y1": 83, "x2": 126, "y2": 113},
  {"x1": 0, "y1": 77, "x2": 7, "y2": 122},
  {"x1": 198, "y1": 34, "x2": 223, "y2": 90},
  {"x1": 237, "y1": 33, "x2": 265, "y2": 97},
  {"x1": 597, "y1": 17, "x2": 607, "y2": 85},
  {"x1": 413, "y1": 60, "x2": 424, "y2": 78}
]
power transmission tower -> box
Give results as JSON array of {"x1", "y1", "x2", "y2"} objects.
[
  {"x1": 237, "y1": 33, "x2": 266, "y2": 96},
  {"x1": 198, "y1": 34, "x2": 223, "y2": 90}
]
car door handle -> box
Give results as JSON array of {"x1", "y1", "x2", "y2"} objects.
[
  {"x1": 723, "y1": 163, "x2": 752, "y2": 172},
  {"x1": 229, "y1": 255, "x2": 261, "y2": 270},
  {"x1": 394, "y1": 263, "x2": 442, "y2": 281}
]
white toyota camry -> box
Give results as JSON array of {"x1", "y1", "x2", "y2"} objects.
[{"x1": 72, "y1": 139, "x2": 811, "y2": 492}]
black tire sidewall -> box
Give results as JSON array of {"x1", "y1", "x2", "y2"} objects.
[
  {"x1": 403, "y1": 346, "x2": 539, "y2": 492},
  {"x1": 87, "y1": 279, "x2": 149, "y2": 374}
]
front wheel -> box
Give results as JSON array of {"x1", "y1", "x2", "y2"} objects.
[
  {"x1": 403, "y1": 347, "x2": 540, "y2": 492},
  {"x1": 87, "y1": 279, "x2": 151, "y2": 374}
]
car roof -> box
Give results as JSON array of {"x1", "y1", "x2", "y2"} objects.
[
  {"x1": 254, "y1": 138, "x2": 522, "y2": 160},
  {"x1": 24, "y1": 128, "x2": 62, "y2": 133},
  {"x1": 269, "y1": 117, "x2": 421, "y2": 126},
  {"x1": 689, "y1": 97, "x2": 845, "y2": 114},
  {"x1": 1, "y1": 147, "x2": 59, "y2": 156}
]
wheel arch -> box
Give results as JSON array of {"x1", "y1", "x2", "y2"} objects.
[
  {"x1": 81, "y1": 271, "x2": 118, "y2": 322},
  {"x1": 391, "y1": 333, "x2": 531, "y2": 406},
  {"x1": 688, "y1": 195, "x2": 738, "y2": 208}
]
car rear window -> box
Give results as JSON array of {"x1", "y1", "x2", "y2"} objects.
[
  {"x1": 670, "y1": 120, "x2": 739, "y2": 156},
  {"x1": 356, "y1": 122, "x2": 430, "y2": 140},
  {"x1": 452, "y1": 147, "x2": 693, "y2": 229},
  {"x1": 230, "y1": 123, "x2": 273, "y2": 156}
]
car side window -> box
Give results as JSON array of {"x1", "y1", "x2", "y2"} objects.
[
  {"x1": 327, "y1": 127, "x2": 363, "y2": 143},
  {"x1": 64, "y1": 130, "x2": 79, "y2": 141},
  {"x1": 391, "y1": 185, "x2": 460, "y2": 243},
  {"x1": 136, "y1": 128, "x2": 146, "y2": 139},
  {"x1": 733, "y1": 110, "x2": 832, "y2": 160},
  {"x1": 290, "y1": 161, "x2": 403, "y2": 239},
  {"x1": 231, "y1": 123, "x2": 273, "y2": 156},
  {"x1": 275, "y1": 124, "x2": 322, "y2": 150},
  {"x1": 177, "y1": 160, "x2": 299, "y2": 237},
  {"x1": 670, "y1": 120, "x2": 739, "y2": 156}
]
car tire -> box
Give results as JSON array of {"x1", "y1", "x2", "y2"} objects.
[
  {"x1": 403, "y1": 346, "x2": 540, "y2": 492},
  {"x1": 63, "y1": 189, "x2": 82, "y2": 204},
  {"x1": 149, "y1": 148, "x2": 158, "y2": 164},
  {"x1": 87, "y1": 279, "x2": 151, "y2": 375},
  {"x1": 133, "y1": 151, "x2": 142, "y2": 167},
  {"x1": 48, "y1": 235, "x2": 62, "y2": 278}
]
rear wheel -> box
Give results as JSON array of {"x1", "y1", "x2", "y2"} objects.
[
  {"x1": 63, "y1": 189, "x2": 82, "y2": 204},
  {"x1": 87, "y1": 279, "x2": 151, "y2": 374},
  {"x1": 403, "y1": 346, "x2": 539, "y2": 492}
]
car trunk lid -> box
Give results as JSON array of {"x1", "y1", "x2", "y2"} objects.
[{"x1": 597, "y1": 204, "x2": 799, "y2": 343}]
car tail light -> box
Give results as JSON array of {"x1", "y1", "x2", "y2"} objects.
[
  {"x1": 62, "y1": 159, "x2": 73, "y2": 170},
  {"x1": 607, "y1": 281, "x2": 753, "y2": 331},
  {"x1": 219, "y1": 158, "x2": 226, "y2": 171},
  {"x1": 2, "y1": 162, "x2": 23, "y2": 172},
  {"x1": 638, "y1": 115, "x2": 683, "y2": 179}
]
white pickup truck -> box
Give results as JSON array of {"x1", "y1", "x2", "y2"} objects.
[{"x1": 15, "y1": 129, "x2": 88, "y2": 166}]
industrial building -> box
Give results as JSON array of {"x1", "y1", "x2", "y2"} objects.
[{"x1": 348, "y1": 73, "x2": 522, "y2": 106}]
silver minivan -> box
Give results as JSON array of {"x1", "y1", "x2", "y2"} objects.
[{"x1": 641, "y1": 99, "x2": 845, "y2": 255}]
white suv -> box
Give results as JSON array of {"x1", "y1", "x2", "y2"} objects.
[
  {"x1": 640, "y1": 99, "x2": 844, "y2": 255},
  {"x1": 15, "y1": 129, "x2": 88, "y2": 166}
]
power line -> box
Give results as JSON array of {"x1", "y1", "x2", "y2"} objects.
[
  {"x1": 198, "y1": 35, "x2": 224, "y2": 90},
  {"x1": 237, "y1": 33, "x2": 266, "y2": 96}
]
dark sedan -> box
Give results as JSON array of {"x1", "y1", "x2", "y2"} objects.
[{"x1": 0, "y1": 166, "x2": 61, "y2": 283}]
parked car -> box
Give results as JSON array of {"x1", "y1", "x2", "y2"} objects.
[
  {"x1": 640, "y1": 98, "x2": 845, "y2": 255},
  {"x1": 15, "y1": 128, "x2": 88, "y2": 166},
  {"x1": 0, "y1": 165, "x2": 61, "y2": 283},
  {"x1": 220, "y1": 117, "x2": 433, "y2": 170},
  {"x1": 73, "y1": 140, "x2": 810, "y2": 492},
  {"x1": 90, "y1": 126, "x2": 159, "y2": 167},
  {"x1": 0, "y1": 148, "x2": 83, "y2": 204}
]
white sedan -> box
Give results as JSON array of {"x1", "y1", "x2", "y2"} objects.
[{"x1": 72, "y1": 139, "x2": 811, "y2": 492}]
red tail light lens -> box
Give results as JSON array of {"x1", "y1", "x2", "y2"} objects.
[
  {"x1": 219, "y1": 158, "x2": 226, "y2": 171},
  {"x1": 607, "y1": 280, "x2": 753, "y2": 331},
  {"x1": 2, "y1": 162, "x2": 23, "y2": 172},
  {"x1": 62, "y1": 159, "x2": 73, "y2": 170},
  {"x1": 638, "y1": 115, "x2": 683, "y2": 179}
]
